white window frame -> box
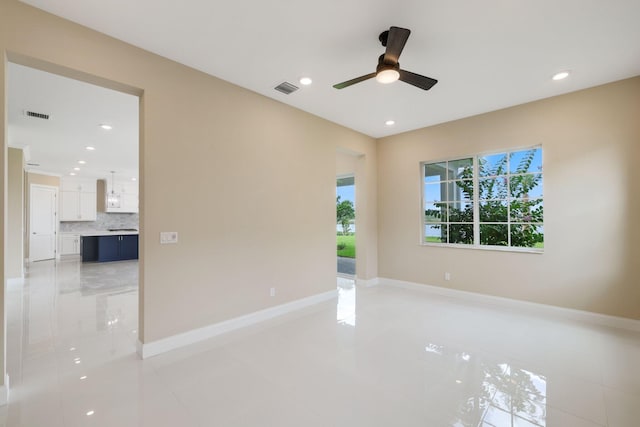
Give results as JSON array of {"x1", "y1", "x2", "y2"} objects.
[{"x1": 421, "y1": 145, "x2": 544, "y2": 253}]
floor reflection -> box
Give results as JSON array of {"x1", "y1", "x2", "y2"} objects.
[
  {"x1": 336, "y1": 277, "x2": 356, "y2": 326},
  {"x1": 6, "y1": 258, "x2": 139, "y2": 394},
  {"x1": 424, "y1": 342, "x2": 547, "y2": 427}
]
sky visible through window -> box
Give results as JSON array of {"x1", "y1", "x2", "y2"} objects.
[
  {"x1": 336, "y1": 176, "x2": 355, "y2": 205},
  {"x1": 336, "y1": 184, "x2": 355, "y2": 205},
  {"x1": 424, "y1": 147, "x2": 544, "y2": 248}
]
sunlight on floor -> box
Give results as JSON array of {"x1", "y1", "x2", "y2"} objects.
[{"x1": 336, "y1": 276, "x2": 356, "y2": 326}]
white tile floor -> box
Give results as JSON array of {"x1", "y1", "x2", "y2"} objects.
[{"x1": 1, "y1": 259, "x2": 639, "y2": 426}]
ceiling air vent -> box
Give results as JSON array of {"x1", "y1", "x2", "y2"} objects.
[
  {"x1": 274, "y1": 82, "x2": 299, "y2": 95},
  {"x1": 24, "y1": 110, "x2": 50, "y2": 120}
]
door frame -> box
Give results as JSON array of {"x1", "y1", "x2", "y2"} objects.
[{"x1": 28, "y1": 183, "x2": 59, "y2": 263}]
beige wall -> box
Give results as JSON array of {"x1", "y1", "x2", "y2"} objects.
[
  {"x1": 336, "y1": 150, "x2": 358, "y2": 177},
  {"x1": 96, "y1": 179, "x2": 106, "y2": 212},
  {"x1": 1, "y1": 45, "x2": 5, "y2": 387},
  {"x1": 24, "y1": 172, "x2": 60, "y2": 260},
  {"x1": 0, "y1": 0, "x2": 377, "y2": 375},
  {"x1": 7, "y1": 148, "x2": 23, "y2": 278},
  {"x1": 377, "y1": 77, "x2": 640, "y2": 320}
]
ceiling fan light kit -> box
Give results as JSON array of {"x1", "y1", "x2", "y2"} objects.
[
  {"x1": 375, "y1": 66, "x2": 400, "y2": 84},
  {"x1": 334, "y1": 26, "x2": 438, "y2": 91}
]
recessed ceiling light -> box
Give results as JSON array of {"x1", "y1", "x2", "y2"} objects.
[
  {"x1": 74, "y1": 167, "x2": 80, "y2": 171},
  {"x1": 385, "y1": 120, "x2": 395, "y2": 126},
  {"x1": 69, "y1": 172, "x2": 77, "y2": 176},
  {"x1": 86, "y1": 410, "x2": 95, "y2": 416},
  {"x1": 100, "y1": 124, "x2": 112, "y2": 130},
  {"x1": 131, "y1": 177, "x2": 137, "y2": 181},
  {"x1": 552, "y1": 71, "x2": 570, "y2": 81},
  {"x1": 299, "y1": 77, "x2": 312, "y2": 86},
  {"x1": 78, "y1": 160, "x2": 86, "y2": 164},
  {"x1": 85, "y1": 146, "x2": 95, "y2": 151}
]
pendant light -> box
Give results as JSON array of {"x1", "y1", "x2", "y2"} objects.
[{"x1": 107, "y1": 171, "x2": 121, "y2": 208}]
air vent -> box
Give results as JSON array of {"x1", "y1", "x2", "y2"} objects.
[
  {"x1": 24, "y1": 110, "x2": 50, "y2": 120},
  {"x1": 274, "y1": 82, "x2": 299, "y2": 95}
]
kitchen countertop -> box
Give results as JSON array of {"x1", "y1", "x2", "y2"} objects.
[{"x1": 68, "y1": 230, "x2": 139, "y2": 237}]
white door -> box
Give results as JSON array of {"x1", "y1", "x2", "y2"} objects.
[{"x1": 30, "y1": 184, "x2": 58, "y2": 262}]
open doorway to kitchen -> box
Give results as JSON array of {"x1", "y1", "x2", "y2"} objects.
[
  {"x1": 6, "y1": 59, "x2": 142, "y2": 387},
  {"x1": 336, "y1": 175, "x2": 356, "y2": 277}
]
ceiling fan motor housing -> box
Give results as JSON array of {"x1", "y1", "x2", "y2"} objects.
[
  {"x1": 379, "y1": 30, "x2": 390, "y2": 47},
  {"x1": 377, "y1": 54, "x2": 399, "y2": 72}
]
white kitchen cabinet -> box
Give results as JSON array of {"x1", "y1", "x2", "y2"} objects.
[
  {"x1": 61, "y1": 178, "x2": 95, "y2": 193},
  {"x1": 105, "y1": 179, "x2": 138, "y2": 213},
  {"x1": 79, "y1": 192, "x2": 97, "y2": 219},
  {"x1": 60, "y1": 177, "x2": 97, "y2": 221},
  {"x1": 60, "y1": 233, "x2": 80, "y2": 255}
]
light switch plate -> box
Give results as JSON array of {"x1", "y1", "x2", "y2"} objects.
[{"x1": 160, "y1": 231, "x2": 178, "y2": 244}]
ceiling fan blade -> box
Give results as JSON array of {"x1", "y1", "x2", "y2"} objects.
[
  {"x1": 383, "y1": 26, "x2": 411, "y2": 64},
  {"x1": 333, "y1": 73, "x2": 376, "y2": 89},
  {"x1": 399, "y1": 69, "x2": 438, "y2": 90}
]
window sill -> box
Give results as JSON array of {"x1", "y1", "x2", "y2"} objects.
[{"x1": 421, "y1": 242, "x2": 543, "y2": 254}]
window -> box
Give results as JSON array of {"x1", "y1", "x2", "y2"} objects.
[{"x1": 423, "y1": 147, "x2": 543, "y2": 251}]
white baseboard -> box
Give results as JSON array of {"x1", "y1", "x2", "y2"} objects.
[
  {"x1": 0, "y1": 375, "x2": 10, "y2": 406},
  {"x1": 136, "y1": 278, "x2": 639, "y2": 359},
  {"x1": 138, "y1": 289, "x2": 338, "y2": 359},
  {"x1": 378, "y1": 277, "x2": 640, "y2": 332}
]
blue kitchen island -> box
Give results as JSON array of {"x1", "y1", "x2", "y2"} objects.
[{"x1": 81, "y1": 230, "x2": 139, "y2": 262}]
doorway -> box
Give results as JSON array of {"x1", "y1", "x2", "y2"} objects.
[
  {"x1": 336, "y1": 175, "x2": 355, "y2": 277},
  {"x1": 6, "y1": 59, "x2": 142, "y2": 378},
  {"x1": 28, "y1": 184, "x2": 58, "y2": 262},
  {"x1": 8, "y1": 60, "x2": 140, "y2": 262}
]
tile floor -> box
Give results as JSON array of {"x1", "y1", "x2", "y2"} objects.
[{"x1": 1, "y1": 258, "x2": 639, "y2": 426}]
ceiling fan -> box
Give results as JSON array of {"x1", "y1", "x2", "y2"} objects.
[{"x1": 333, "y1": 26, "x2": 438, "y2": 91}]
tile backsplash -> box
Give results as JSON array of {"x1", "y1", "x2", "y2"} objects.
[{"x1": 60, "y1": 213, "x2": 139, "y2": 232}]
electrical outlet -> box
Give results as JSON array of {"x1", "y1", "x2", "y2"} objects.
[
  {"x1": 270, "y1": 287, "x2": 276, "y2": 297},
  {"x1": 160, "y1": 232, "x2": 178, "y2": 244},
  {"x1": 444, "y1": 272, "x2": 451, "y2": 281}
]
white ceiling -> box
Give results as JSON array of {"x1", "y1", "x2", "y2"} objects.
[
  {"x1": 9, "y1": 0, "x2": 640, "y2": 177},
  {"x1": 8, "y1": 63, "x2": 139, "y2": 180}
]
